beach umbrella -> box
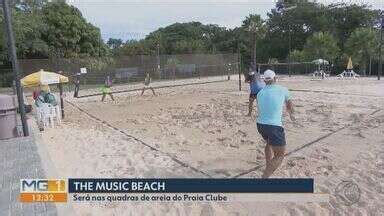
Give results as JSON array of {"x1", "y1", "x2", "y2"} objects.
[
  {"x1": 346, "y1": 57, "x2": 353, "y2": 70},
  {"x1": 21, "y1": 69, "x2": 69, "y2": 120},
  {"x1": 21, "y1": 69, "x2": 69, "y2": 88},
  {"x1": 312, "y1": 59, "x2": 329, "y2": 71}
]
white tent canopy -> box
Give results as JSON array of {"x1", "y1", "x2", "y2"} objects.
[{"x1": 312, "y1": 59, "x2": 329, "y2": 65}]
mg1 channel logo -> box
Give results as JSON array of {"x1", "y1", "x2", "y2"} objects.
[{"x1": 19, "y1": 179, "x2": 67, "y2": 202}]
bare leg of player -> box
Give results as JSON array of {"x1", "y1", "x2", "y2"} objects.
[
  {"x1": 262, "y1": 146, "x2": 285, "y2": 178},
  {"x1": 141, "y1": 87, "x2": 146, "y2": 96},
  {"x1": 247, "y1": 97, "x2": 255, "y2": 116},
  {"x1": 109, "y1": 93, "x2": 115, "y2": 101},
  {"x1": 101, "y1": 93, "x2": 106, "y2": 102},
  {"x1": 264, "y1": 144, "x2": 273, "y2": 166},
  {"x1": 150, "y1": 87, "x2": 156, "y2": 96}
]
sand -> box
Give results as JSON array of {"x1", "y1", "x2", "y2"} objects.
[{"x1": 38, "y1": 75, "x2": 384, "y2": 215}]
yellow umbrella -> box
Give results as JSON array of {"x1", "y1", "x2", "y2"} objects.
[
  {"x1": 346, "y1": 57, "x2": 353, "y2": 70},
  {"x1": 21, "y1": 69, "x2": 69, "y2": 88}
]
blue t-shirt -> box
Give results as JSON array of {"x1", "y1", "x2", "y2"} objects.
[
  {"x1": 250, "y1": 79, "x2": 265, "y2": 94},
  {"x1": 256, "y1": 84, "x2": 290, "y2": 127}
]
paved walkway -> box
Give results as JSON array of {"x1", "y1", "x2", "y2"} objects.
[{"x1": 0, "y1": 136, "x2": 57, "y2": 216}]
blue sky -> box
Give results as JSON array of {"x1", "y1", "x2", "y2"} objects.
[{"x1": 68, "y1": 0, "x2": 383, "y2": 41}]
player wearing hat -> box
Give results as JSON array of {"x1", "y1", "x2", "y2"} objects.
[{"x1": 256, "y1": 70, "x2": 295, "y2": 178}]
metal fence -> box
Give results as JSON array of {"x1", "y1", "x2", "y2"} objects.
[
  {"x1": 0, "y1": 72, "x2": 13, "y2": 88},
  {"x1": 79, "y1": 53, "x2": 239, "y2": 85},
  {"x1": 0, "y1": 53, "x2": 239, "y2": 96}
]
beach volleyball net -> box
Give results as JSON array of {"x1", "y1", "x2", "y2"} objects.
[
  {"x1": 15, "y1": 53, "x2": 239, "y2": 97},
  {"x1": 258, "y1": 62, "x2": 320, "y2": 76}
]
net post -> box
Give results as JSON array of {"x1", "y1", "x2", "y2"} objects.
[
  {"x1": 238, "y1": 52, "x2": 242, "y2": 91},
  {"x1": 227, "y1": 61, "x2": 230, "y2": 81}
]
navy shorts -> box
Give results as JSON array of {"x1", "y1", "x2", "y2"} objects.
[
  {"x1": 249, "y1": 90, "x2": 261, "y2": 100},
  {"x1": 257, "y1": 123, "x2": 286, "y2": 146}
]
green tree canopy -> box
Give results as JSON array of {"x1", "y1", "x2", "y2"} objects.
[
  {"x1": 0, "y1": 1, "x2": 108, "y2": 62},
  {"x1": 289, "y1": 50, "x2": 305, "y2": 63},
  {"x1": 262, "y1": 1, "x2": 378, "y2": 61},
  {"x1": 0, "y1": 6, "x2": 48, "y2": 59},
  {"x1": 41, "y1": 2, "x2": 107, "y2": 58},
  {"x1": 118, "y1": 39, "x2": 151, "y2": 56},
  {"x1": 345, "y1": 27, "x2": 379, "y2": 75},
  {"x1": 117, "y1": 22, "x2": 235, "y2": 56},
  {"x1": 107, "y1": 38, "x2": 123, "y2": 50},
  {"x1": 302, "y1": 32, "x2": 340, "y2": 62},
  {"x1": 1, "y1": 0, "x2": 381, "y2": 76},
  {"x1": 242, "y1": 14, "x2": 266, "y2": 39}
]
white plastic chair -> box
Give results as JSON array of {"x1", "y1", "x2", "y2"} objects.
[
  {"x1": 35, "y1": 105, "x2": 42, "y2": 122},
  {"x1": 337, "y1": 70, "x2": 360, "y2": 79},
  {"x1": 41, "y1": 103, "x2": 54, "y2": 128},
  {"x1": 52, "y1": 105, "x2": 61, "y2": 124},
  {"x1": 35, "y1": 102, "x2": 62, "y2": 129}
]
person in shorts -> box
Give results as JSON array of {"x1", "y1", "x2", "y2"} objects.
[
  {"x1": 141, "y1": 73, "x2": 156, "y2": 96},
  {"x1": 246, "y1": 70, "x2": 265, "y2": 116},
  {"x1": 73, "y1": 74, "x2": 80, "y2": 98},
  {"x1": 101, "y1": 75, "x2": 115, "y2": 102},
  {"x1": 256, "y1": 69, "x2": 295, "y2": 178}
]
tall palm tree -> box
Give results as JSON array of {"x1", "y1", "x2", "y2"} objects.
[{"x1": 243, "y1": 15, "x2": 266, "y2": 70}]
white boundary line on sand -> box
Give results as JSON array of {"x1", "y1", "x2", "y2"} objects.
[
  {"x1": 233, "y1": 108, "x2": 382, "y2": 178},
  {"x1": 64, "y1": 99, "x2": 213, "y2": 178}
]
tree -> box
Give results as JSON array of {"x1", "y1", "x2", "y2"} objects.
[
  {"x1": 242, "y1": 14, "x2": 266, "y2": 68},
  {"x1": 201, "y1": 24, "x2": 227, "y2": 53},
  {"x1": 145, "y1": 22, "x2": 205, "y2": 54},
  {"x1": 41, "y1": 2, "x2": 107, "y2": 58},
  {"x1": 13, "y1": 0, "x2": 51, "y2": 12},
  {"x1": 345, "y1": 27, "x2": 379, "y2": 75},
  {"x1": 264, "y1": 0, "x2": 325, "y2": 60},
  {"x1": 302, "y1": 32, "x2": 340, "y2": 62},
  {"x1": 107, "y1": 38, "x2": 123, "y2": 50},
  {"x1": 0, "y1": 6, "x2": 49, "y2": 60},
  {"x1": 0, "y1": 1, "x2": 109, "y2": 63},
  {"x1": 174, "y1": 40, "x2": 205, "y2": 54},
  {"x1": 327, "y1": 3, "x2": 379, "y2": 51},
  {"x1": 118, "y1": 39, "x2": 152, "y2": 56},
  {"x1": 289, "y1": 50, "x2": 306, "y2": 62},
  {"x1": 263, "y1": 1, "x2": 378, "y2": 62},
  {"x1": 145, "y1": 22, "x2": 231, "y2": 55},
  {"x1": 107, "y1": 38, "x2": 123, "y2": 56}
]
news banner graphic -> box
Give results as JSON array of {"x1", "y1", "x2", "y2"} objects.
[
  {"x1": 20, "y1": 179, "x2": 67, "y2": 202},
  {"x1": 20, "y1": 178, "x2": 329, "y2": 203}
]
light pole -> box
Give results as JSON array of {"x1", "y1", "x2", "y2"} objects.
[
  {"x1": 276, "y1": 1, "x2": 296, "y2": 76},
  {"x1": 248, "y1": 21, "x2": 258, "y2": 71},
  {"x1": 1, "y1": 0, "x2": 29, "y2": 136},
  {"x1": 237, "y1": 42, "x2": 242, "y2": 91},
  {"x1": 157, "y1": 43, "x2": 160, "y2": 77},
  {"x1": 288, "y1": 24, "x2": 292, "y2": 76},
  {"x1": 282, "y1": 6, "x2": 297, "y2": 77},
  {"x1": 378, "y1": 11, "x2": 383, "y2": 81}
]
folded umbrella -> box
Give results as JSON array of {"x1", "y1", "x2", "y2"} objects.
[{"x1": 346, "y1": 57, "x2": 353, "y2": 70}]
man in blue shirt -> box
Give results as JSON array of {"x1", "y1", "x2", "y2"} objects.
[
  {"x1": 256, "y1": 69, "x2": 294, "y2": 178},
  {"x1": 246, "y1": 70, "x2": 265, "y2": 116}
]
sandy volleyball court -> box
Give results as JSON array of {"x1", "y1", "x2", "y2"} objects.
[{"x1": 40, "y1": 76, "x2": 384, "y2": 215}]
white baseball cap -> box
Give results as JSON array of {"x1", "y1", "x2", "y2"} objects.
[{"x1": 263, "y1": 69, "x2": 276, "y2": 80}]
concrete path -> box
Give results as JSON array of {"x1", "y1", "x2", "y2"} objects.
[{"x1": 0, "y1": 136, "x2": 57, "y2": 216}]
